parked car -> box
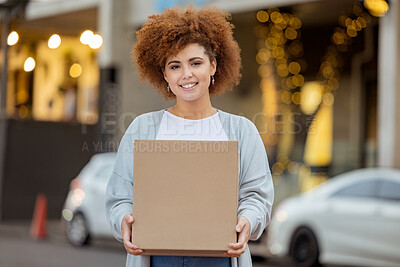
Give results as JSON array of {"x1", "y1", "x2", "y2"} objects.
[
  {"x1": 266, "y1": 168, "x2": 400, "y2": 267},
  {"x1": 61, "y1": 152, "x2": 116, "y2": 246}
]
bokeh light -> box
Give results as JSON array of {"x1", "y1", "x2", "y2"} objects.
[
  {"x1": 80, "y1": 30, "x2": 94, "y2": 45},
  {"x1": 69, "y1": 63, "x2": 82, "y2": 78},
  {"x1": 257, "y1": 10, "x2": 269, "y2": 23},
  {"x1": 364, "y1": 0, "x2": 389, "y2": 17},
  {"x1": 7, "y1": 31, "x2": 19, "y2": 46},
  {"x1": 24, "y1": 57, "x2": 35, "y2": 72},
  {"x1": 88, "y1": 34, "x2": 103, "y2": 49},
  {"x1": 48, "y1": 34, "x2": 61, "y2": 49}
]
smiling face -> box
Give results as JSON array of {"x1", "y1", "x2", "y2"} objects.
[{"x1": 163, "y1": 43, "x2": 217, "y2": 103}]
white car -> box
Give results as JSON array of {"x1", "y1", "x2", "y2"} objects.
[
  {"x1": 266, "y1": 168, "x2": 400, "y2": 267},
  {"x1": 61, "y1": 152, "x2": 116, "y2": 246}
]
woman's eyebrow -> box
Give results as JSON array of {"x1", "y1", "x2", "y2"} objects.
[
  {"x1": 189, "y1": 57, "x2": 203, "y2": 61},
  {"x1": 167, "y1": 57, "x2": 204, "y2": 65},
  {"x1": 167, "y1": 60, "x2": 180, "y2": 65}
]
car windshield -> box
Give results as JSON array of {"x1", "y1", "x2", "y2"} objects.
[
  {"x1": 331, "y1": 179, "x2": 379, "y2": 199},
  {"x1": 377, "y1": 180, "x2": 400, "y2": 201}
]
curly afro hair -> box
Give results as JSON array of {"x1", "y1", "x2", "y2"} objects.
[{"x1": 132, "y1": 7, "x2": 242, "y2": 99}]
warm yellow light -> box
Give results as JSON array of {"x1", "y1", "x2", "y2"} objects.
[
  {"x1": 258, "y1": 65, "x2": 271, "y2": 78},
  {"x1": 277, "y1": 64, "x2": 289, "y2": 77},
  {"x1": 271, "y1": 26, "x2": 283, "y2": 38},
  {"x1": 256, "y1": 49, "x2": 270, "y2": 64},
  {"x1": 288, "y1": 62, "x2": 301, "y2": 74},
  {"x1": 265, "y1": 37, "x2": 278, "y2": 49},
  {"x1": 19, "y1": 105, "x2": 29, "y2": 118},
  {"x1": 24, "y1": 57, "x2": 36, "y2": 72},
  {"x1": 338, "y1": 15, "x2": 348, "y2": 27},
  {"x1": 292, "y1": 74, "x2": 304, "y2": 87},
  {"x1": 48, "y1": 34, "x2": 61, "y2": 49},
  {"x1": 333, "y1": 32, "x2": 345, "y2": 45},
  {"x1": 288, "y1": 161, "x2": 300, "y2": 174},
  {"x1": 357, "y1": 17, "x2": 367, "y2": 28},
  {"x1": 89, "y1": 34, "x2": 103, "y2": 49},
  {"x1": 272, "y1": 47, "x2": 285, "y2": 59},
  {"x1": 300, "y1": 81, "x2": 323, "y2": 115},
  {"x1": 256, "y1": 10, "x2": 269, "y2": 23},
  {"x1": 69, "y1": 63, "x2": 82, "y2": 78},
  {"x1": 7, "y1": 31, "x2": 19, "y2": 46},
  {"x1": 303, "y1": 104, "x2": 333, "y2": 166},
  {"x1": 323, "y1": 93, "x2": 335, "y2": 106},
  {"x1": 352, "y1": 20, "x2": 362, "y2": 31},
  {"x1": 328, "y1": 78, "x2": 339, "y2": 90},
  {"x1": 17, "y1": 89, "x2": 28, "y2": 103},
  {"x1": 286, "y1": 77, "x2": 296, "y2": 89},
  {"x1": 345, "y1": 18, "x2": 352, "y2": 27},
  {"x1": 289, "y1": 17, "x2": 302, "y2": 29},
  {"x1": 272, "y1": 162, "x2": 284, "y2": 175},
  {"x1": 270, "y1": 12, "x2": 283, "y2": 24},
  {"x1": 364, "y1": 0, "x2": 389, "y2": 17},
  {"x1": 80, "y1": 30, "x2": 94, "y2": 45},
  {"x1": 346, "y1": 26, "x2": 357, "y2": 37},
  {"x1": 285, "y1": 27, "x2": 297, "y2": 40},
  {"x1": 281, "y1": 91, "x2": 292, "y2": 104},
  {"x1": 292, "y1": 92, "x2": 301, "y2": 105}
]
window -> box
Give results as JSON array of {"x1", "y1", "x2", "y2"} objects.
[
  {"x1": 377, "y1": 180, "x2": 400, "y2": 201},
  {"x1": 332, "y1": 180, "x2": 378, "y2": 198}
]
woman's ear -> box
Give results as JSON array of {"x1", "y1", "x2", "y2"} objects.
[
  {"x1": 163, "y1": 69, "x2": 169, "y2": 84},
  {"x1": 210, "y1": 58, "x2": 217, "y2": 76}
]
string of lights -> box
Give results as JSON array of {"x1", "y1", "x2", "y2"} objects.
[{"x1": 255, "y1": 0, "x2": 386, "y2": 181}]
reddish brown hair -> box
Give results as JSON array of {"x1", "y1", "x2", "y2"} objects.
[{"x1": 133, "y1": 7, "x2": 242, "y2": 99}]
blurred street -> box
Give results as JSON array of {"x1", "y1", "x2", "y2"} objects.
[
  {"x1": 0, "y1": 220, "x2": 277, "y2": 267},
  {"x1": 0, "y1": 221, "x2": 125, "y2": 267}
]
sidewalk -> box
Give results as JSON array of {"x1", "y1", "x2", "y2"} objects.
[
  {"x1": 0, "y1": 220, "x2": 65, "y2": 241},
  {"x1": 0, "y1": 220, "x2": 126, "y2": 267}
]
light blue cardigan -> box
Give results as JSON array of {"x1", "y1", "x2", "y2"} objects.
[{"x1": 106, "y1": 109, "x2": 274, "y2": 267}]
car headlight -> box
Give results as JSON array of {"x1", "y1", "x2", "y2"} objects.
[
  {"x1": 62, "y1": 208, "x2": 73, "y2": 221},
  {"x1": 71, "y1": 188, "x2": 85, "y2": 207},
  {"x1": 275, "y1": 209, "x2": 288, "y2": 223},
  {"x1": 269, "y1": 243, "x2": 282, "y2": 254}
]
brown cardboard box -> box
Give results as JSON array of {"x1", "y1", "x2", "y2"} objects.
[{"x1": 132, "y1": 140, "x2": 238, "y2": 256}]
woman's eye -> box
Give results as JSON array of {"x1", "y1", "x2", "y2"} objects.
[
  {"x1": 192, "y1": 62, "x2": 201, "y2": 66},
  {"x1": 170, "y1": 65, "x2": 180, "y2": 70}
]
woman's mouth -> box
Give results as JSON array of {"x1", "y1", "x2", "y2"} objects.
[{"x1": 180, "y1": 82, "x2": 198, "y2": 91}]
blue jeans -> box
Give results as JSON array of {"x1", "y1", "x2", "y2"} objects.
[{"x1": 151, "y1": 256, "x2": 231, "y2": 267}]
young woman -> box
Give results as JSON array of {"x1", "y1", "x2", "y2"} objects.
[{"x1": 106, "y1": 7, "x2": 274, "y2": 267}]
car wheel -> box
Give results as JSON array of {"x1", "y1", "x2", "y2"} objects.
[
  {"x1": 66, "y1": 212, "x2": 90, "y2": 246},
  {"x1": 289, "y1": 227, "x2": 320, "y2": 267}
]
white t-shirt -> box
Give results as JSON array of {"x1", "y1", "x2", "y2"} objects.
[{"x1": 156, "y1": 111, "x2": 229, "y2": 141}]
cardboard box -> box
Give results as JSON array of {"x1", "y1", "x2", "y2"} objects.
[{"x1": 132, "y1": 140, "x2": 238, "y2": 256}]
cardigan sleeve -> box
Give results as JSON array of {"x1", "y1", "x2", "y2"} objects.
[
  {"x1": 237, "y1": 117, "x2": 274, "y2": 241},
  {"x1": 105, "y1": 119, "x2": 139, "y2": 242}
]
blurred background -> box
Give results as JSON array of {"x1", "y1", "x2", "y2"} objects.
[{"x1": 0, "y1": 0, "x2": 399, "y2": 266}]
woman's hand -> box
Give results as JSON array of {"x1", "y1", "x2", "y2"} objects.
[
  {"x1": 121, "y1": 214, "x2": 144, "y2": 255},
  {"x1": 225, "y1": 216, "x2": 251, "y2": 257}
]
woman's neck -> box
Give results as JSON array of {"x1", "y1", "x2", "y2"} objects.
[{"x1": 168, "y1": 99, "x2": 216, "y2": 120}]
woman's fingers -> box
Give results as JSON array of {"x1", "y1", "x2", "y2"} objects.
[
  {"x1": 225, "y1": 242, "x2": 246, "y2": 257},
  {"x1": 225, "y1": 216, "x2": 251, "y2": 257},
  {"x1": 121, "y1": 213, "x2": 144, "y2": 255}
]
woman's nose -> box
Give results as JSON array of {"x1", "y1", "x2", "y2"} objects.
[{"x1": 182, "y1": 66, "x2": 193, "y2": 79}]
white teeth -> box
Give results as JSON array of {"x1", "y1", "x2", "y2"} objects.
[{"x1": 181, "y1": 83, "x2": 196, "y2": 89}]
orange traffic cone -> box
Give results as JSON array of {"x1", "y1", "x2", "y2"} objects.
[{"x1": 30, "y1": 193, "x2": 47, "y2": 239}]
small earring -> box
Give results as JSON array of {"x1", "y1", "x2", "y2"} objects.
[
  {"x1": 167, "y1": 85, "x2": 170, "y2": 92},
  {"x1": 211, "y1": 76, "x2": 215, "y2": 85}
]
